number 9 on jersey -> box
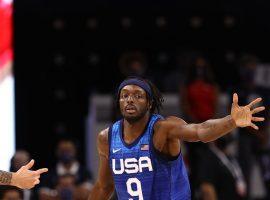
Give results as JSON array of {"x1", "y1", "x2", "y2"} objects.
[{"x1": 126, "y1": 178, "x2": 143, "y2": 200}]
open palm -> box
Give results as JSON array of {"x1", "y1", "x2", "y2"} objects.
[{"x1": 231, "y1": 93, "x2": 265, "y2": 130}]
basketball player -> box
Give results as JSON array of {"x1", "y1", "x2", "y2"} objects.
[
  {"x1": 0, "y1": 159, "x2": 48, "y2": 189},
  {"x1": 88, "y1": 77, "x2": 265, "y2": 200}
]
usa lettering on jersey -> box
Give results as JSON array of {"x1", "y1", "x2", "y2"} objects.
[{"x1": 112, "y1": 156, "x2": 153, "y2": 175}]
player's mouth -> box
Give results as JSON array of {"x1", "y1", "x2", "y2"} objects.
[{"x1": 125, "y1": 105, "x2": 137, "y2": 114}]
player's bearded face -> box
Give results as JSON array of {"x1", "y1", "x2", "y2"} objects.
[{"x1": 119, "y1": 85, "x2": 150, "y2": 123}]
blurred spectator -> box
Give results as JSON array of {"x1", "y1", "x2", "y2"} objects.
[
  {"x1": 180, "y1": 55, "x2": 219, "y2": 196},
  {"x1": 118, "y1": 51, "x2": 148, "y2": 79},
  {"x1": 9, "y1": 150, "x2": 33, "y2": 200},
  {"x1": 10, "y1": 150, "x2": 31, "y2": 172},
  {"x1": 0, "y1": 185, "x2": 24, "y2": 200},
  {"x1": 199, "y1": 136, "x2": 246, "y2": 200},
  {"x1": 56, "y1": 174, "x2": 76, "y2": 200},
  {"x1": 237, "y1": 54, "x2": 267, "y2": 198},
  {"x1": 162, "y1": 51, "x2": 193, "y2": 92},
  {"x1": 181, "y1": 55, "x2": 219, "y2": 122},
  {"x1": 39, "y1": 174, "x2": 90, "y2": 200},
  {"x1": 39, "y1": 138, "x2": 93, "y2": 199},
  {"x1": 257, "y1": 116, "x2": 270, "y2": 199},
  {"x1": 238, "y1": 54, "x2": 259, "y2": 94},
  {"x1": 117, "y1": 51, "x2": 160, "y2": 88}
]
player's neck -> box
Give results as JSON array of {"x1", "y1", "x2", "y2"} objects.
[{"x1": 123, "y1": 114, "x2": 150, "y2": 138}]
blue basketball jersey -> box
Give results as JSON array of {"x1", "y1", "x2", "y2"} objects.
[{"x1": 109, "y1": 114, "x2": 191, "y2": 200}]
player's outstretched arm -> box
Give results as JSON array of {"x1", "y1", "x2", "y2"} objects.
[
  {"x1": 88, "y1": 128, "x2": 114, "y2": 200},
  {"x1": 0, "y1": 159, "x2": 48, "y2": 189},
  {"x1": 162, "y1": 93, "x2": 265, "y2": 143}
]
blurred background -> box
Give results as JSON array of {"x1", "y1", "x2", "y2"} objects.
[{"x1": 1, "y1": 0, "x2": 270, "y2": 199}]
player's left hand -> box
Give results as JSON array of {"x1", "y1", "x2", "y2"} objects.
[{"x1": 231, "y1": 93, "x2": 265, "y2": 130}]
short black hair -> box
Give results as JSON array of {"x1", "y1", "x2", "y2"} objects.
[{"x1": 116, "y1": 77, "x2": 164, "y2": 114}]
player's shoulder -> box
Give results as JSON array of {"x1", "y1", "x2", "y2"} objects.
[
  {"x1": 97, "y1": 127, "x2": 109, "y2": 146},
  {"x1": 155, "y1": 116, "x2": 187, "y2": 130},
  {"x1": 97, "y1": 128, "x2": 110, "y2": 157},
  {"x1": 165, "y1": 116, "x2": 187, "y2": 125}
]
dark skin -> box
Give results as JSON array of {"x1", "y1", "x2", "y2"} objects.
[{"x1": 89, "y1": 85, "x2": 265, "y2": 200}]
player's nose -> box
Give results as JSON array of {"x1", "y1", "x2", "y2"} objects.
[{"x1": 126, "y1": 95, "x2": 134, "y2": 103}]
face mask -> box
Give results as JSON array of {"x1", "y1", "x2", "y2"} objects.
[
  {"x1": 195, "y1": 66, "x2": 206, "y2": 79},
  {"x1": 58, "y1": 152, "x2": 75, "y2": 164},
  {"x1": 59, "y1": 188, "x2": 73, "y2": 200},
  {"x1": 241, "y1": 68, "x2": 255, "y2": 83}
]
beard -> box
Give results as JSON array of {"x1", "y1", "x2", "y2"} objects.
[{"x1": 121, "y1": 106, "x2": 148, "y2": 123}]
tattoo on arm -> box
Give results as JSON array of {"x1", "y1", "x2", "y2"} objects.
[
  {"x1": 198, "y1": 115, "x2": 236, "y2": 142},
  {"x1": 202, "y1": 118, "x2": 234, "y2": 132},
  {"x1": 201, "y1": 122, "x2": 216, "y2": 130},
  {"x1": 0, "y1": 170, "x2": 12, "y2": 185}
]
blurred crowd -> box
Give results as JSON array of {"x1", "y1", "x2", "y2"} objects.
[
  {"x1": 1, "y1": 139, "x2": 93, "y2": 200},
  {"x1": 1, "y1": 51, "x2": 270, "y2": 200}
]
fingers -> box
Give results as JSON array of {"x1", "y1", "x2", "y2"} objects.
[
  {"x1": 36, "y1": 168, "x2": 48, "y2": 175},
  {"x1": 250, "y1": 123, "x2": 259, "y2": 130},
  {"x1": 17, "y1": 159, "x2": 34, "y2": 172},
  {"x1": 34, "y1": 179, "x2": 40, "y2": 185},
  {"x1": 247, "y1": 97, "x2": 262, "y2": 108},
  {"x1": 252, "y1": 106, "x2": 265, "y2": 114},
  {"x1": 30, "y1": 175, "x2": 42, "y2": 188},
  {"x1": 233, "y1": 93, "x2": 238, "y2": 105},
  {"x1": 24, "y1": 159, "x2": 35, "y2": 170},
  {"x1": 252, "y1": 117, "x2": 265, "y2": 122},
  {"x1": 250, "y1": 115, "x2": 265, "y2": 129}
]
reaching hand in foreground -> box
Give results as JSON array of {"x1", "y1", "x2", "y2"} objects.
[{"x1": 11, "y1": 159, "x2": 48, "y2": 189}]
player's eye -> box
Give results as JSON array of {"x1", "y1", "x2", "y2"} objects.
[
  {"x1": 134, "y1": 94, "x2": 143, "y2": 99},
  {"x1": 121, "y1": 93, "x2": 129, "y2": 99}
]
